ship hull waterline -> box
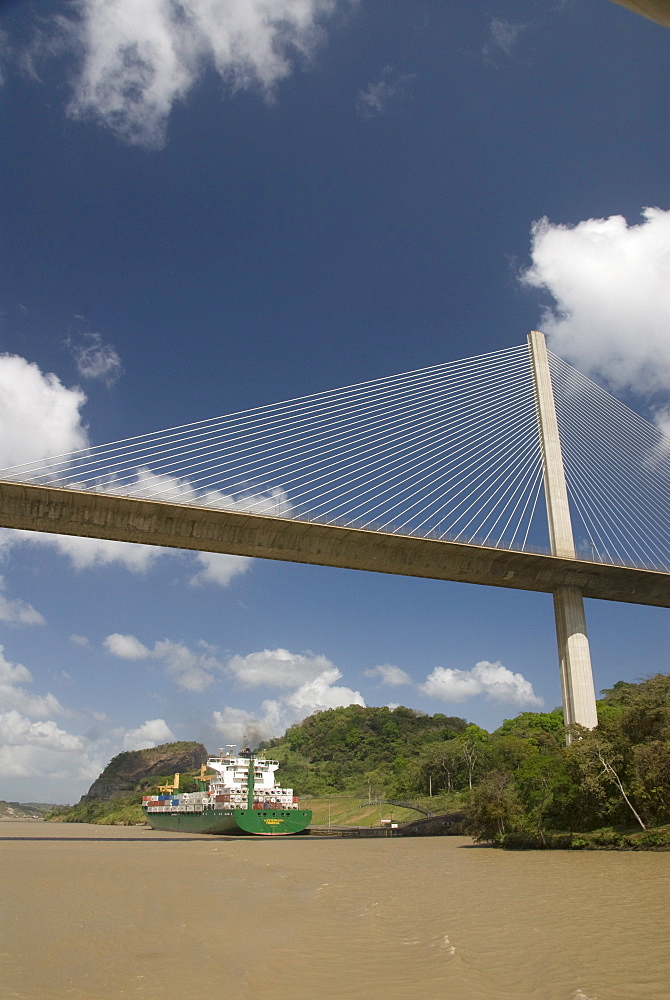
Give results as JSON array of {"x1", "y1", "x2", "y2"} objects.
[{"x1": 143, "y1": 807, "x2": 312, "y2": 836}]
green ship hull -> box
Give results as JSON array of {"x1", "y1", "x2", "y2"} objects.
[
  {"x1": 143, "y1": 806, "x2": 312, "y2": 836},
  {"x1": 143, "y1": 747, "x2": 311, "y2": 836}
]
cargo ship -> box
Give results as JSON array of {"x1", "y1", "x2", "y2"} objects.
[{"x1": 142, "y1": 746, "x2": 312, "y2": 836}]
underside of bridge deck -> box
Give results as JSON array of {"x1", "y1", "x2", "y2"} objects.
[{"x1": 0, "y1": 481, "x2": 668, "y2": 607}]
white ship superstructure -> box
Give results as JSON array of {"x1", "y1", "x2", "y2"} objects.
[
  {"x1": 143, "y1": 748, "x2": 299, "y2": 815},
  {"x1": 204, "y1": 748, "x2": 300, "y2": 810}
]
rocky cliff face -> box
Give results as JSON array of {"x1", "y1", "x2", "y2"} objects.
[{"x1": 80, "y1": 741, "x2": 209, "y2": 802}]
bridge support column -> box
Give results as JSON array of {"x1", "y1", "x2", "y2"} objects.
[
  {"x1": 553, "y1": 586, "x2": 598, "y2": 736},
  {"x1": 528, "y1": 330, "x2": 598, "y2": 736}
]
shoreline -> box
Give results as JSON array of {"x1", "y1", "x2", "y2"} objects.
[{"x1": 4, "y1": 816, "x2": 669, "y2": 850}]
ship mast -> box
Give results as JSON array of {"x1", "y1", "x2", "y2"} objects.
[{"x1": 247, "y1": 753, "x2": 255, "y2": 810}]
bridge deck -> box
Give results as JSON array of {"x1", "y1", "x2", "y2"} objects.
[{"x1": 0, "y1": 481, "x2": 668, "y2": 607}]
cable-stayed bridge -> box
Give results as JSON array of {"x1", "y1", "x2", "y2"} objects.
[{"x1": 0, "y1": 332, "x2": 668, "y2": 732}]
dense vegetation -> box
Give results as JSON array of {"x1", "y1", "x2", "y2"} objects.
[
  {"x1": 48, "y1": 792, "x2": 147, "y2": 826},
  {"x1": 462, "y1": 673, "x2": 670, "y2": 846},
  {"x1": 259, "y1": 705, "x2": 467, "y2": 796},
  {"x1": 262, "y1": 674, "x2": 670, "y2": 846},
  {"x1": 48, "y1": 675, "x2": 670, "y2": 847}
]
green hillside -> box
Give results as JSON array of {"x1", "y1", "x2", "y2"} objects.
[
  {"x1": 45, "y1": 675, "x2": 670, "y2": 846},
  {"x1": 258, "y1": 704, "x2": 468, "y2": 796}
]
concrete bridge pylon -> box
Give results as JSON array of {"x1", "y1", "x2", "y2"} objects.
[{"x1": 528, "y1": 330, "x2": 598, "y2": 736}]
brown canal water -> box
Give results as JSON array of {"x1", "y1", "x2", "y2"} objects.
[{"x1": 1, "y1": 822, "x2": 668, "y2": 1000}]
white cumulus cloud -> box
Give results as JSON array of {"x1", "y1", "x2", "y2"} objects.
[
  {"x1": 363, "y1": 663, "x2": 412, "y2": 686},
  {"x1": 103, "y1": 633, "x2": 151, "y2": 660},
  {"x1": 226, "y1": 648, "x2": 335, "y2": 688},
  {"x1": 152, "y1": 639, "x2": 221, "y2": 692},
  {"x1": 0, "y1": 645, "x2": 67, "y2": 718},
  {"x1": 121, "y1": 718, "x2": 175, "y2": 751},
  {"x1": 188, "y1": 552, "x2": 251, "y2": 587},
  {"x1": 13, "y1": 531, "x2": 165, "y2": 573},
  {"x1": 0, "y1": 687, "x2": 67, "y2": 719},
  {"x1": 213, "y1": 661, "x2": 364, "y2": 744},
  {"x1": 521, "y1": 208, "x2": 670, "y2": 395},
  {"x1": 0, "y1": 649, "x2": 35, "y2": 689},
  {"x1": 420, "y1": 666, "x2": 481, "y2": 702},
  {"x1": 0, "y1": 737, "x2": 111, "y2": 798},
  {"x1": 0, "y1": 644, "x2": 178, "y2": 798},
  {"x1": 421, "y1": 660, "x2": 542, "y2": 707},
  {"x1": 114, "y1": 466, "x2": 288, "y2": 521},
  {"x1": 0, "y1": 744, "x2": 37, "y2": 778},
  {"x1": 0, "y1": 576, "x2": 45, "y2": 626},
  {"x1": 284, "y1": 666, "x2": 365, "y2": 714},
  {"x1": 0, "y1": 353, "x2": 88, "y2": 470},
  {"x1": 104, "y1": 633, "x2": 223, "y2": 692},
  {"x1": 58, "y1": 0, "x2": 343, "y2": 148},
  {"x1": 0, "y1": 710, "x2": 84, "y2": 752},
  {"x1": 9, "y1": 527, "x2": 251, "y2": 583}
]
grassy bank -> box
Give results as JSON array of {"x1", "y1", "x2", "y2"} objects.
[
  {"x1": 47, "y1": 795, "x2": 145, "y2": 826},
  {"x1": 306, "y1": 792, "x2": 466, "y2": 828},
  {"x1": 306, "y1": 798, "x2": 418, "y2": 827}
]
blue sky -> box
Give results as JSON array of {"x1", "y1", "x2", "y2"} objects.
[{"x1": 0, "y1": 1, "x2": 668, "y2": 802}]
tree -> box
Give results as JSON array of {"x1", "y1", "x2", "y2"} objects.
[
  {"x1": 361, "y1": 765, "x2": 393, "y2": 801},
  {"x1": 457, "y1": 725, "x2": 491, "y2": 790},
  {"x1": 494, "y1": 709, "x2": 565, "y2": 749},
  {"x1": 632, "y1": 741, "x2": 670, "y2": 825},
  {"x1": 514, "y1": 754, "x2": 572, "y2": 834},
  {"x1": 490, "y1": 735, "x2": 537, "y2": 773},
  {"x1": 568, "y1": 731, "x2": 646, "y2": 830},
  {"x1": 418, "y1": 742, "x2": 464, "y2": 794},
  {"x1": 462, "y1": 771, "x2": 524, "y2": 842},
  {"x1": 618, "y1": 674, "x2": 670, "y2": 743}
]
